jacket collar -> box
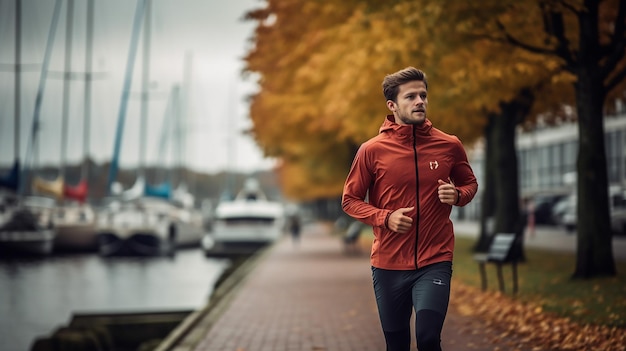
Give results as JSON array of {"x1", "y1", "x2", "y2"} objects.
[{"x1": 379, "y1": 115, "x2": 433, "y2": 138}]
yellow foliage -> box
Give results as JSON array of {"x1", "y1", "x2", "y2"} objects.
[{"x1": 243, "y1": 0, "x2": 624, "y2": 200}]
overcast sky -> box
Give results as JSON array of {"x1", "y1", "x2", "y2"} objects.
[{"x1": 0, "y1": 0, "x2": 274, "y2": 175}]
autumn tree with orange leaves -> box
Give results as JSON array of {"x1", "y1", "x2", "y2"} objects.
[
  {"x1": 243, "y1": 0, "x2": 368, "y2": 200},
  {"x1": 434, "y1": 0, "x2": 626, "y2": 278},
  {"x1": 244, "y1": 1, "x2": 560, "y2": 231},
  {"x1": 243, "y1": 0, "x2": 626, "y2": 278}
]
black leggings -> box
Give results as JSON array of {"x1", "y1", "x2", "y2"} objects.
[{"x1": 372, "y1": 261, "x2": 452, "y2": 351}]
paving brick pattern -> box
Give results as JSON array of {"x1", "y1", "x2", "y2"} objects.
[{"x1": 193, "y1": 223, "x2": 529, "y2": 351}]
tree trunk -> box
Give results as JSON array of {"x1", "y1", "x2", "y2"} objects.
[
  {"x1": 475, "y1": 91, "x2": 532, "y2": 260},
  {"x1": 475, "y1": 116, "x2": 496, "y2": 252},
  {"x1": 571, "y1": 0, "x2": 616, "y2": 278},
  {"x1": 573, "y1": 69, "x2": 616, "y2": 278},
  {"x1": 493, "y1": 104, "x2": 520, "y2": 235},
  {"x1": 494, "y1": 90, "x2": 533, "y2": 262}
]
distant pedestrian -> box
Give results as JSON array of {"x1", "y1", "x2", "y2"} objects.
[
  {"x1": 289, "y1": 214, "x2": 301, "y2": 246},
  {"x1": 342, "y1": 67, "x2": 478, "y2": 351}
]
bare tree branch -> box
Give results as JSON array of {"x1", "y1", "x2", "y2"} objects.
[
  {"x1": 491, "y1": 21, "x2": 548, "y2": 54},
  {"x1": 492, "y1": 20, "x2": 575, "y2": 71},
  {"x1": 606, "y1": 64, "x2": 626, "y2": 93},
  {"x1": 553, "y1": 0, "x2": 582, "y2": 15},
  {"x1": 610, "y1": 0, "x2": 626, "y2": 47},
  {"x1": 539, "y1": 5, "x2": 578, "y2": 69},
  {"x1": 600, "y1": 0, "x2": 626, "y2": 80}
]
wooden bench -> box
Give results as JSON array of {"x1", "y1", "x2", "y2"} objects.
[{"x1": 473, "y1": 233, "x2": 519, "y2": 294}]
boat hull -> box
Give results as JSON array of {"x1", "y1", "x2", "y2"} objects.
[
  {"x1": 95, "y1": 197, "x2": 176, "y2": 257},
  {"x1": 203, "y1": 211, "x2": 285, "y2": 257},
  {"x1": 0, "y1": 203, "x2": 56, "y2": 256},
  {"x1": 0, "y1": 229, "x2": 55, "y2": 255},
  {"x1": 97, "y1": 230, "x2": 173, "y2": 257},
  {"x1": 54, "y1": 223, "x2": 98, "y2": 252},
  {"x1": 52, "y1": 206, "x2": 98, "y2": 252},
  {"x1": 167, "y1": 206, "x2": 204, "y2": 249}
]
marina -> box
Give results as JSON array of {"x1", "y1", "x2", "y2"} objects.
[{"x1": 0, "y1": 247, "x2": 230, "y2": 351}]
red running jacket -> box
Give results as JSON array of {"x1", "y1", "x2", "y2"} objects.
[{"x1": 342, "y1": 115, "x2": 478, "y2": 270}]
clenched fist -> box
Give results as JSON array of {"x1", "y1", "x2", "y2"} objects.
[
  {"x1": 438, "y1": 179, "x2": 459, "y2": 205},
  {"x1": 387, "y1": 207, "x2": 414, "y2": 233}
]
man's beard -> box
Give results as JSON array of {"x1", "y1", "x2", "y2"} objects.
[{"x1": 398, "y1": 112, "x2": 426, "y2": 125}]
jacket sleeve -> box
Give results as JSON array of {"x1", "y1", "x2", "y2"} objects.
[
  {"x1": 341, "y1": 145, "x2": 391, "y2": 228},
  {"x1": 451, "y1": 139, "x2": 478, "y2": 207}
]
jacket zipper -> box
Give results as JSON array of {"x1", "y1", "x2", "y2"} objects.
[{"x1": 412, "y1": 126, "x2": 419, "y2": 269}]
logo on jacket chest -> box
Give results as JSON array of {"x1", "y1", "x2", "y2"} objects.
[{"x1": 424, "y1": 157, "x2": 452, "y2": 176}]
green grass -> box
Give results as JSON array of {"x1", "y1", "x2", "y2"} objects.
[
  {"x1": 452, "y1": 236, "x2": 626, "y2": 328},
  {"x1": 357, "y1": 228, "x2": 626, "y2": 328}
]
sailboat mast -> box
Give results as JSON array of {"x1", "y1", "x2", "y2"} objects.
[
  {"x1": 226, "y1": 78, "x2": 238, "y2": 199},
  {"x1": 156, "y1": 87, "x2": 174, "y2": 182},
  {"x1": 181, "y1": 51, "x2": 193, "y2": 192},
  {"x1": 14, "y1": 0, "x2": 21, "y2": 163},
  {"x1": 82, "y1": 0, "x2": 94, "y2": 181},
  {"x1": 174, "y1": 84, "x2": 182, "y2": 186},
  {"x1": 106, "y1": 0, "x2": 147, "y2": 194},
  {"x1": 0, "y1": 0, "x2": 23, "y2": 193},
  {"x1": 21, "y1": 0, "x2": 63, "y2": 196},
  {"x1": 139, "y1": 0, "x2": 151, "y2": 180},
  {"x1": 169, "y1": 53, "x2": 193, "y2": 201},
  {"x1": 60, "y1": 0, "x2": 75, "y2": 183}
]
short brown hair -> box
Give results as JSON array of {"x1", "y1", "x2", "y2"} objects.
[{"x1": 382, "y1": 67, "x2": 428, "y2": 102}]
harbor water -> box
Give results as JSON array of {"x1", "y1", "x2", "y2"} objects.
[{"x1": 0, "y1": 248, "x2": 230, "y2": 351}]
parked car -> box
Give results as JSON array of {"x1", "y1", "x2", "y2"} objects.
[
  {"x1": 559, "y1": 187, "x2": 626, "y2": 235},
  {"x1": 532, "y1": 195, "x2": 566, "y2": 225},
  {"x1": 551, "y1": 194, "x2": 575, "y2": 227},
  {"x1": 610, "y1": 189, "x2": 626, "y2": 235},
  {"x1": 559, "y1": 195, "x2": 577, "y2": 233}
]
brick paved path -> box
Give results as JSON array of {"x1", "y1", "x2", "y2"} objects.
[{"x1": 192, "y1": 222, "x2": 530, "y2": 351}]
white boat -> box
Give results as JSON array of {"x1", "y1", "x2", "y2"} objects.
[
  {"x1": 52, "y1": 202, "x2": 98, "y2": 252},
  {"x1": 0, "y1": 196, "x2": 56, "y2": 256},
  {"x1": 202, "y1": 179, "x2": 285, "y2": 257},
  {"x1": 170, "y1": 204, "x2": 204, "y2": 248},
  {"x1": 143, "y1": 183, "x2": 205, "y2": 249},
  {"x1": 138, "y1": 196, "x2": 204, "y2": 250},
  {"x1": 0, "y1": 4, "x2": 58, "y2": 256},
  {"x1": 95, "y1": 197, "x2": 175, "y2": 257},
  {"x1": 0, "y1": 192, "x2": 18, "y2": 225},
  {"x1": 169, "y1": 186, "x2": 205, "y2": 248}
]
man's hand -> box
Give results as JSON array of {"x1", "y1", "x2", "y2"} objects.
[
  {"x1": 387, "y1": 207, "x2": 414, "y2": 233},
  {"x1": 438, "y1": 179, "x2": 458, "y2": 205}
]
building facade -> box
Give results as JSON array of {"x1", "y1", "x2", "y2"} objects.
[{"x1": 455, "y1": 113, "x2": 626, "y2": 221}]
